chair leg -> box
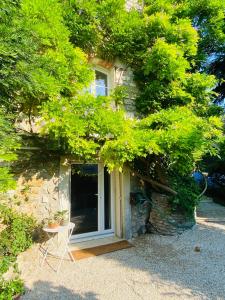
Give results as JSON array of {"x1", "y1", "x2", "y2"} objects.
[
  {"x1": 40, "y1": 238, "x2": 53, "y2": 267},
  {"x1": 37, "y1": 244, "x2": 42, "y2": 268},
  {"x1": 41, "y1": 246, "x2": 49, "y2": 267},
  {"x1": 56, "y1": 246, "x2": 68, "y2": 273},
  {"x1": 68, "y1": 250, "x2": 76, "y2": 263}
]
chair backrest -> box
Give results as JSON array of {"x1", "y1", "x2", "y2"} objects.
[{"x1": 68, "y1": 222, "x2": 75, "y2": 240}]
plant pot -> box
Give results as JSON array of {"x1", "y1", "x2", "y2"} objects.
[
  {"x1": 60, "y1": 219, "x2": 69, "y2": 226},
  {"x1": 13, "y1": 294, "x2": 21, "y2": 300},
  {"x1": 48, "y1": 223, "x2": 59, "y2": 229}
]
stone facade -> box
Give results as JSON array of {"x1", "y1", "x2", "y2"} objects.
[
  {"x1": 120, "y1": 68, "x2": 138, "y2": 116},
  {"x1": 149, "y1": 192, "x2": 196, "y2": 235},
  {"x1": 114, "y1": 61, "x2": 138, "y2": 118},
  {"x1": 126, "y1": 0, "x2": 143, "y2": 11},
  {"x1": 130, "y1": 175, "x2": 151, "y2": 237},
  {"x1": 129, "y1": 177, "x2": 196, "y2": 236},
  {"x1": 89, "y1": 57, "x2": 139, "y2": 118},
  {"x1": 11, "y1": 152, "x2": 60, "y2": 223}
]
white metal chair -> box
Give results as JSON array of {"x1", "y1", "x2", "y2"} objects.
[
  {"x1": 39, "y1": 222, "x2": 76, "y2": 273},
  {"x1": 56, "y1": 222, "x2": 75, "y2": 273}
]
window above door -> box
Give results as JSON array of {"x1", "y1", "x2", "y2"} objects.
[
  {"x1": 89, "y1": 69, "x2": 109, "y2": 97},
  {"x1": 95, "y1": 70, "x2": 108, "y2": 96}
]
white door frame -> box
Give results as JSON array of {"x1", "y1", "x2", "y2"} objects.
[{"x1": 59, "y1": 158, "x2": 115, "y2": 242}]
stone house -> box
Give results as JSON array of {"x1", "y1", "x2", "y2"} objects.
[
  {"x1": 12, "y1": 50, "x2": 152, "y2": 245},
  {"x1": 11, "y1": 0, "x2": 194, "y2": 245}
]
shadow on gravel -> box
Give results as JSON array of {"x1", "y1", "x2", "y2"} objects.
[
  {"x1": 104, "y1": 221, "x2": 225, "y2": 300},
  {"x1": 21, "y1": 202, "x2": 225, "y2": 300},
  {"x1": 22, "y1": 281, "x2": 98, "y2": 300},
  {"x1": 26, "y1": 224, "x2": 225, "y2": 300}
]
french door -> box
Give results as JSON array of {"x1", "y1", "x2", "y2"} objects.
[{"x1": 70, "y1": 163, "x2": 114, "y2": 240}]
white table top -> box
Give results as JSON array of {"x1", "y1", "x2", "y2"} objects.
[{"x1": 43, "y1": 225, "x2": 70, "y2": 233}]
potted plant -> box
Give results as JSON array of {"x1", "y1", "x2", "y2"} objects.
[
  {"x1": 47, "y1": 215, "x2": 60, "y2": 229},
  {"x1": 54, "y1": 210, "x2": 69, "y2": 226},
  {"x1": 44, "y1": 208, "x2": 60, "y2": 229}
]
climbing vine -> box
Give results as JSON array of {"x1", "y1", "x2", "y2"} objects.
[{"x1": 0, "y1": 0, "x2": 224, "y2": 215}]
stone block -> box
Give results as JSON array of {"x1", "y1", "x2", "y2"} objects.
[
  {"x1": 30, "y1": 187, "x2": 40, "y2": 195},
  {"x1": 29, "y1": 177, "x2": 43, "y2": 187}
]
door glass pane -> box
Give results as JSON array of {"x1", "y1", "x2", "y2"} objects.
[
  {"x1": 95, "y1": 70, "x2": 108, "y2": 96},
  {"x1": 71, "y1": 164, "x2": 98, "y2": 234},
  {"x1": 104, "y1": 167, "x2": 111, "y2": 230}
]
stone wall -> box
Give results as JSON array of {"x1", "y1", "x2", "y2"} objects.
[
  {"x1": 130, "y1": 175, "x2": 151, "y2": 237},
  {"x1": 10, "y1": 152, "x2": 60, "y2": 223},
  {"x1": 126, "y1": 0, "x2": 143, "y2": 11},
  {"x1": 114, "y1": 61, "x2": 139, "y2": 118},
  {"x1": 130, "y1": 177, "x2": 196, "y2": 236},
  {"x1": 149, "y1": 192, "x2": 196, "y2": 235}
]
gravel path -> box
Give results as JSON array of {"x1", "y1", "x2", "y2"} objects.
[{"x1": 19, "y1": 200, "x2": 225, "y2": 300}]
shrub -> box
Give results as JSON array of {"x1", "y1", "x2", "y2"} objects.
[
  {"x1": 0, "y1": 278, "x2": 25, "y2": 300},
  {"x1": 0, "y1": 204, "x2": 36, "y2": 299},
  {"x1": 0, "y1": 205, "x2": 36, "y2": 257},
  {"x1": 170, "y1": 174, "x2": 201, "y2": 217}
]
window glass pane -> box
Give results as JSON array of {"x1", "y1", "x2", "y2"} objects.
[
  {"x1": 96, "y1": 86, "x2": 107, "y2": 96},
  {"x1": 95, "y1": 70, "x2": 108, "y2": 96}
]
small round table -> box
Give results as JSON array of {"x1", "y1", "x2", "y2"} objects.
[{"x1": 39, "y1": 222, "x2": 75, "y2": 273}]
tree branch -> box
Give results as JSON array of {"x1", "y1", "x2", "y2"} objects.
[{"x1": 131, "y1": 170, "x2": 178, "y2": 196}]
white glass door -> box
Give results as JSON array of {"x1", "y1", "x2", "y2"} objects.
[{"x1": 70, "y1": 163, "x2": 114, "y2": 240}]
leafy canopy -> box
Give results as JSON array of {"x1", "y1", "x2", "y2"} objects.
[
  {"x1": 0, "y1": 0, "x2": 93, "y2": 116},
  {"x1": 0, "y1": 112, "x2": 20, "y2": 192},
  {"x1": 0, "y1": 0, "x2": 224, "y2": 214},
  {"x1": 1, "y1": 0, "x2": 221, "y2": 173}
]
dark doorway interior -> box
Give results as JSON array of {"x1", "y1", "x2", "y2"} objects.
[{"x1": 71, "y1": 164, "x2": 98, "y2": 235}]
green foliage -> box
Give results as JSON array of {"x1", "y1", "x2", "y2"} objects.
[
  {"x1": 100, "y1": 9, "x2": 147, "y2": 64},
  {"x1": 63, "y1": 0, "x2": 136, "y2": 59},
  {"x1": 182, "y1": 0, "x2": 225, "y2": 55},
  {"x1": 40, "y1": 93, "x2": 129, "y2": 161},
  {"x1": 0, "y1": 278, "x2": 25, "y2": 300},
  {"x1": 0, "y1": 112, "x2": 20, "y2": 192},
  {"x1": 67, "y1": 0, "x2": 217, "y2": 115},
  {"x1": 110, "y1": 86, "x2": 129, "y2": 108},
  {"x1": 0, "y1": 257, "x2": 16, "y2": 277},
  {"x1": 63, "y1": 0, "x2": 103, "y2": 54},
  {"x1": 143, "y1": 39, "x2": 190, "y2": 80},
  {"x1": 203, "y1": 136, "x2": 225, "y2": 174},
  {"x1": 133, "y1": 12, "x2": 216, "y2": 114},
  {"x1": 144, "y1": 0, "x2": 225, "y2": 101},
  {"x1": 145, "y1": 0, "x2": 225, "y2": 54},
  {"x1": 170, "y1": 174, "x2": 201, "y2": 216},
  {"x1": 0, "y1": 114, "x2": 18, "y2": 163},
  {"x1": 0, "y1": 205, "x2": 36, "y2": 257},
  {"x1": 0, "y1": 0, "x2": 93, "y2": 115},
  {"x1": 0, "y1": 205, "x2": 36, "y2": 298},
  {"x1": 1, "y1": 0, "x2": 224, "y2": 217},
  {"x1": 39, "y1": 0, "x2": 224, "y2": 192},
  {"x1": 146, "y1": 13, "x2": 199, "y2": 57},
  {"x1": 100, "y1": 107, "x2": 223, "y2": 173}
]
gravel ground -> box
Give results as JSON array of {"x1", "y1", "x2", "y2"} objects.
[{"x1": 19, "y1": 200, "x2": 225, "y2": 300}]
